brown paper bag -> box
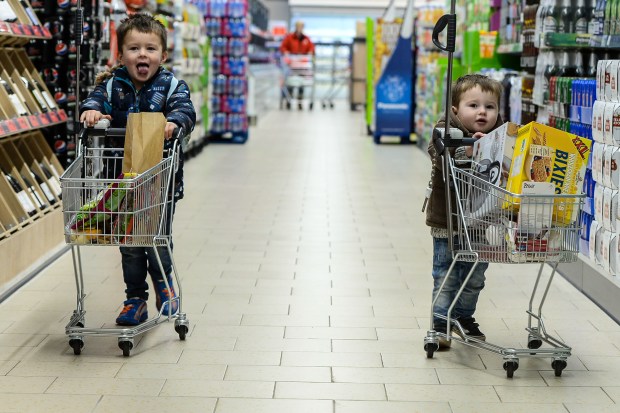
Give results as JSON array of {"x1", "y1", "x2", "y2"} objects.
[{"x1": 122, "y1": 112, "x2": 166, "y2": 174}]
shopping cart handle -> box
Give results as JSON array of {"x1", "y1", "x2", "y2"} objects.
[{"x1": 433, "y1": 127, "x2": 477, "y2": 154}]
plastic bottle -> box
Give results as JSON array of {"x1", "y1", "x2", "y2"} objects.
[{"x1": 575, "y1": 0, "x2": 589, "y2": 33}]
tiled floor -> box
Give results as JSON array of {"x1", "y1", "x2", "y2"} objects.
[{"x1": 1, "y1": 107, "x2": 620, "y2": 412}]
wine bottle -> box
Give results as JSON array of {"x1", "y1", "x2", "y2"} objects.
[
  {"x1": 33, "y1": 78, "x2": 57, "y2": 110},
  {"x1": 0, "y1": 0, "x2": 18, "y2": 22},
  {"x1": 30, "y1": 170, "x2": 55, "y2": 204},
  {"x1": 19, "y1": 172, "x2": 47, "y2": 210},
  {"x1": 1, "y1": 79, "x2": 28, "y2": 116},
  {"x1": 575, "y1": 0, "x2": 589, "y2": 33},
  {"x1": 3, "y1": 169, "x2": 36, "y2": 216},
  {"x1": 38, "y1": 162, "x2": 62, "y2": 198},
  {"x1": 19, "y1": 0, "x2": 39, "y2": 25},
  {"x1": 21, "y1": 76, "x2": 48, "y2": 113}
]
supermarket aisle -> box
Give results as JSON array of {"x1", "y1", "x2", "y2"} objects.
[{"x1": 1, "y1": 107, "x2": 620, "y2": 413}]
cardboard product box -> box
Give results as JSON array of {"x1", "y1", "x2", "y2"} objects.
[
  {"x1": 606, "y1": 60, "x2": 620, "y2": 102},
  {"x1": 595, "y1": 182, "x2": 604, "y2": 224},
  {"x1": 591, "y1": 142, "x2": 605, "y2": 183},
  {"x1": 472, "y1": 122, "x2": 519, "y2": 188},
  {"x1": 589, "y1": 220, "x2": 599, "y2": 264},
  {"x1": 603, "y1": 186, "x2": 618, "y2": 231},
  {"x1": 592, "y1": 101, "x2": 605, "y2": 142},
  {"x1": 506, "y1": 122, "x2": 592, "y2": 224}
]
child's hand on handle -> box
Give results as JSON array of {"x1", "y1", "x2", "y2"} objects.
[
  {"x1": 465, "y1": 132, "x2": 485, "y2": 157},
  {"x1": 164, "y1": 122, "x2": 179, "y2": 140},
  {"x1": 80, "y1": 110, "x2": 112, "y2": 127}
]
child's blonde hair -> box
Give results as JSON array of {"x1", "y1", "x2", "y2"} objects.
[
  {"x1": 451, "y1": 74, "x2": 502, "y2": 107},
  {"x1": 95, "y1": 13, "x2": 167, "y2": 84}
]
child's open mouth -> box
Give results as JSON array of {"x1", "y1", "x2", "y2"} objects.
[{"x1": 136, "y1": 63, "x2": 150, "y2": 75}]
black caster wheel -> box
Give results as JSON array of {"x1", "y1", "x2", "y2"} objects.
[
  {"x1": 175, "y1": 324, "x2": 188, "y2": 341},
  {"x1": 503, "y1": 361, "x2": 519, "y2": 378},
  {"x1": 424, "y1": 342, "x2": 438, "y2": 359},
  {"x1": 69, "y1": 339, "x2": 83, "y2": 355},
  {"x1": 330, "y1": 103, "x2": 334, "y2": 108},
  {"x1": 119, "y1": 340, "x2": 133, "y2": 357},
  {"x1": 309, "y1": 103, "x2": 314, "y2": 111},
  {"x1": 552, "y1": 359, "x2": 567, "y2": 377},
  {"x1": 527, "y1": 338, "x2": 543, "y2": 349},
  {"x1": 76, "y1": 321, "x2": 84, "y2": 328},
  {"x1": 321, "y1": 103, "x2": 326, "y2": 109}
]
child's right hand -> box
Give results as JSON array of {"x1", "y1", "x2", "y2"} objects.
[
  {"x1": 80, "y1": 110, "x2": 112, "y2": 127},
  {"x1": 465, "y1": 132, "x2": 485, "y2": 157}
]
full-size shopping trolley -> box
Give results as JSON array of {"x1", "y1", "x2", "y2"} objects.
[
  {"x1": 423, "y1": 149, "x2": 583, "y2": 378},
  {"x1": 60, "y1": 124, "x2": 189, "y2": 357},
  {"x1": 280, "y1": 54, "x2": 316, "y2": 110}
]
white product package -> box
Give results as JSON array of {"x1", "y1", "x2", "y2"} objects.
[
  {"x1": 593, "y1": 101, "x2": 606, "y2": 142},
  {"x1": 597, "y1": 60, "x2": 606, "y2": 101},
  {"x1": 611, "y1": 235, "x2": 619, "y2": 276},
  {"x1": 596, "y1": 226, "x2": 605, "y2": 268},
  {"x1": 589, "y1": 220, "x2": 599, "y2": 264},
  {"x1": 592, "y1": 142, "x2": 605, "y2": 183},
  {"x1": 603, "y1": 145, "x2": 620, "y2": 189},
  {"x1": 602, "y1": 230, "x2": 614, "y2": 272},
  {"x1": 595, "y1": 183, "x2": 605, "y2": 224},
  {"x1": 603, "y1": 187, "x2": 618, "y2": 232},
  {"x1": 604, "y1": 103, "x2": 619, "y2": 144},
  {"x1": 606, "y1": 60, "x2": 620, "y2": 102}
]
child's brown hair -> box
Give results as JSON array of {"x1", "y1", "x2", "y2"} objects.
[
  {"x1": 451, "y1": 74, "x2": 502, "y2": 107},
  {"x1": 117, "y1": 13, "x2": 168, "y2": 53},
  {"x1": 95, "y1": 13, "x2": 168, "y2": 84}
]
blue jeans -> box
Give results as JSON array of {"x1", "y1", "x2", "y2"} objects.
[
  {"x1": 120, "y1": 204, "x2": 175, "y2": 300},
  {"x1": 432, "y1": 237, "x2": 487, "y2": 324},
  {"x1": 120, "y1": 245, "x2": 173, "y2": 300}
]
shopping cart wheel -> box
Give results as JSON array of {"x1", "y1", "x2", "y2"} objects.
[
  {"x1": 118, "y1": 340, "x2": 133, "y2": 357},
  {"x1": 503, "y1": 360, "x2": 519, "y2": 378},
  {"x1": 309, "y1": 103, "x2": 314, "y2": 111},
  {"x1": 424, "y1": 342, "x2": 438, "y2": 358},
  {"x1": 329, "y1": 102, "x2": 334, "y2": 109},
  {"x1": 552, "y1": 359, "x2": 567, "y2": 377},
  {"x1": 175, "y1": 324, "x2": 188, "y2": 341},
  {"x1": 69, "y1": 338, "x2": 83, "y2": 355},
  {"x1": 527, "y1": 337, "x2": 543, "y2": 350}
]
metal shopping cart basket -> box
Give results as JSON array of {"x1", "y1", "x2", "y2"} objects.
[
  {"x1": 423, "y1": 151, "x2": 584, "y2": 378},
  {"x1": 280, "y1": 54, "x2": 316, "y2": 110},
  {"x1": 60, "y1": 124, "x2": 189, "y2": 357}
]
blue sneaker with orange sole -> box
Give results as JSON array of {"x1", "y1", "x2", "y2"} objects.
[
  {"x1": 154, "y1": 277, "x2": 178, "y2": 316},
  {"x1": 116, "y1": 298, "x2": 148, "y2": 326}
]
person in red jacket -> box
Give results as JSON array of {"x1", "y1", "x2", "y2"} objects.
[{"x1": 280, "y1": 21, "x2": 315, "y2": 109}]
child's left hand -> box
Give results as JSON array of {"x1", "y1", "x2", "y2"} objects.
[
  {"x1": 164, "y1": 122, "x2": 178, "y2": 140},
  {"x1": 466, "y1": 132, "x2": 485, "y2": 157}
]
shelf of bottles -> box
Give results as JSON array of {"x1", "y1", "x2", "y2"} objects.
[
  {"x1": 0, "y1": 131, "x2": 63, "y2": 238},
  {"x1": 205, "y1": 0, "x2": 249, "y2": 143}
]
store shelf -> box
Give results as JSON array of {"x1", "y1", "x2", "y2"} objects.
[{"x1": 0, "y1": 110, "x2": 67, "y2": 139}]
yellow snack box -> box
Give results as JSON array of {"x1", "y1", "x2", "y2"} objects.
[{"x1": 506, "y1": 122, "x2": 592, "y2": 224}]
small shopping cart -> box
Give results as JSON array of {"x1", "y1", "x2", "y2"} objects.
[
  {"x1": 60, "y1": 124, "x2": 189, "y2": 357},
  {"x1": 280, "y1": 54, "x2": 316, "y2": 110},
  {"x1": 423, "y1": 152, "x2": 583, "y2": 378}
]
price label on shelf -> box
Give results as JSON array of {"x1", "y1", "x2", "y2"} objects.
[
  {"x1": 22, "y1": 25, "x2": 33, "y2": 36},
  {"x1": 39, "y1": 113, "x2": 51, "y2": 125},
  {"x1": 16, "y1": 117, "x2": 29, "y2": 130},
  {"x1": 57, "y1": 110, "x2": 67, "y2": 121},
  {"x1": 31, "y1": 25, "x2": 42, "y2": 37},
  {"x1": 28, "y1": 115, "x2": 40, "y2": 128},
  {"x1": 9, "y1": 24, "x2": 23, "y2": 35},
  {"x1": 48, "y1": 111, "x2": 59, "y2": 123},
  {"x1": 2, "y1": 119, "x2": 18, "y2": 133},
  {"x1": 0, "y1": 23, "x2": 10, "y2": 33},
  {"x1": 41, "y1": 26, "x2": 51, "y2": 37}
]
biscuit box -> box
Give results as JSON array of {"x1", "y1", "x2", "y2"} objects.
[{"x1": 506, "y1": 122, "x2": 592, "y2": 225}]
